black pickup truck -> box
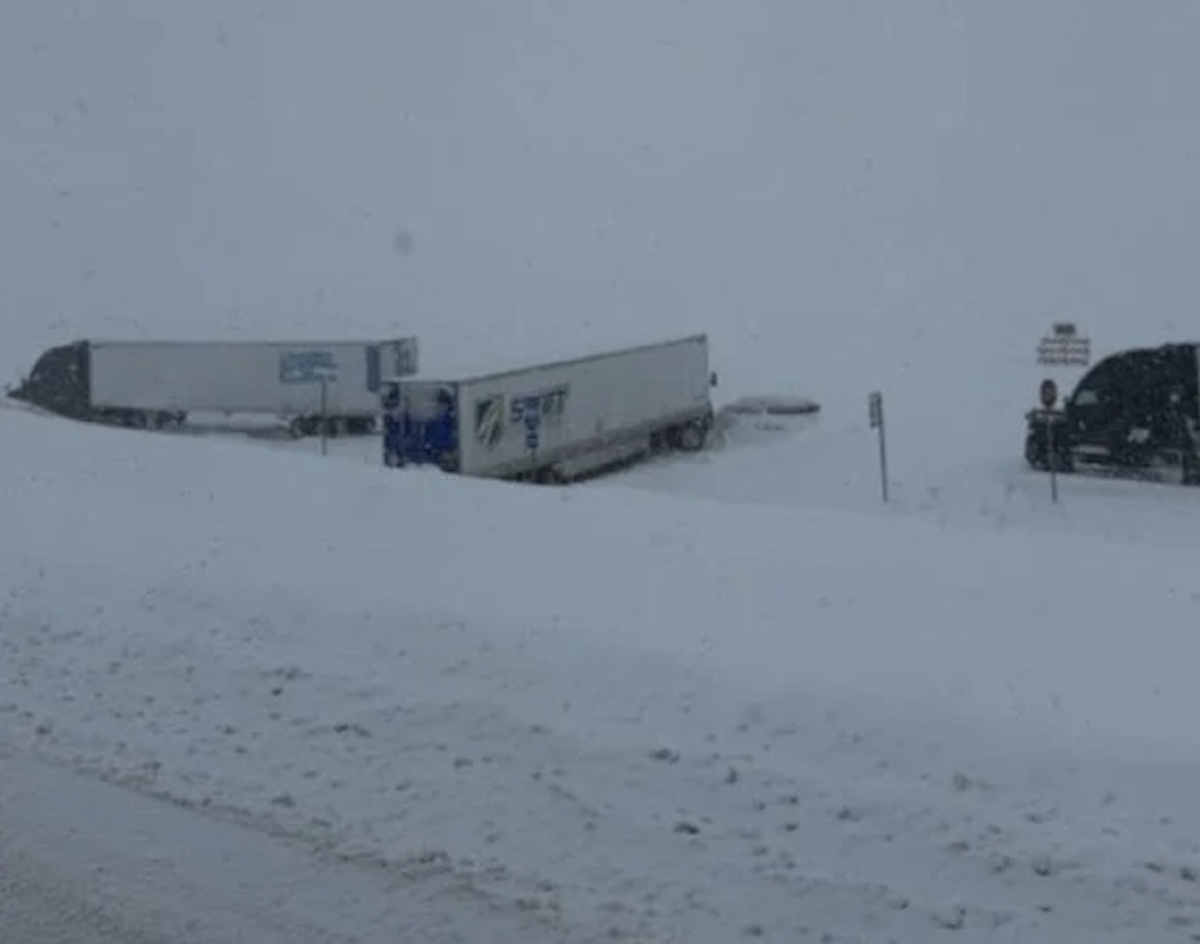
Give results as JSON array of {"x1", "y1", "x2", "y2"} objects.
[{"x1": 1024, "y1": 343, "x2": 1200, "y2": 485}]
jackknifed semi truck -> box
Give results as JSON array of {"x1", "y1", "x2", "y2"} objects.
[
  {"x1": 7, "y1": 337, "x2": 419, "y2": 437},
  {"x1": 381, "y1": 334, "x2": 718, "y2": 483}
]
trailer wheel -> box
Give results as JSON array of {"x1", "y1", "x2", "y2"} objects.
[
  {"x1": 1183, "y1": 453, "x2": 1200, "y2": 486},
  {"x1": 535, "y1": 466, "x2": 567, "y2": 485},
  {"x1": 321, "y1": 417, "x2": 353, "y2": 439},
  {"x1": 675, "y1": 418, "x2": 709, "y2": 452},
  {"x1": 291, "y1": 415, "x2": 322, "y2": 438}
]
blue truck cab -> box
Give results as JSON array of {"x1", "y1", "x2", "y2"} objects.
[{"x1": 382, "y1": 380, "x2": 460, "y2": 471}]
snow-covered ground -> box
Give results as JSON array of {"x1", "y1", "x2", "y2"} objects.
[
  {"x1": 1, "y1": 743, "x2": 570, "y2": 944},
  {"x1": 6, "y1": 0, "x2": 1200, "y2": 941},
  {"x1": 5, "y1": 405, "x2": 1200, "y2": 942}
]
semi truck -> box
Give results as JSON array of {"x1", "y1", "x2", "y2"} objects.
[
  {"x1": 6, "y1": 337, "x2": 419, "y2": 437},
  {"x1": 381, "y1": 334, "x2": 718, "y2": 483},
  {"x1": 1024, "y1": 341, "x2": 1200, "y2": 485}
]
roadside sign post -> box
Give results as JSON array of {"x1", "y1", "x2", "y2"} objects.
[
  {"x1": 1040, "y1": 378, "x2": 1059, "y2": 504},
  {"x1": 318, "y1": 373, "x2": 330, "y2": 456},
  {"x1": 1046, "y1": 413, "x2": 1057, "y2": 503},
  {"x1": 868, "y1": 391, "x2": 888, "y2": 503},
  {"x1": 279, "y1": 349, "x2": 340, "y2": 454},
  {"x1": 307, "y1": 364, "x2": 338, "y2": 457},
  {"x1": 1034, "y1": 322, "x2": 1091, "y2": 504}
]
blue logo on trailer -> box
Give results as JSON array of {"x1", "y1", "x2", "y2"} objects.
[
  {"x1": 508, "y1": 385, "x2": 568, "y2": 452},
  {"x1": 280, "y1": 350, "x2": 338, "y2": 384},
  {"x1": 524, "y1": 408, "x2": 541, "y2": 451},
  {"x1": 475, "y1": 396, "x2": 505, "y2": 449},
  {"x1": 508, "y1": 385, "x2": 568, "y2": 424}
]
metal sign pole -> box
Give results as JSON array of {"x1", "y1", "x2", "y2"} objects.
[
  {"x1": 1038, "y1": 377, "x2": 1059, "y2": 504},
  {"x1": 868, "y1": 391, "x2": 888, "y2": 503},
  {"x1": 319, "y1": 375, "x2": 329, "y2": 457},
  {"x1": 1034, "y1": 323, "x2": 1091, "y2": 502},
  {"x1": 878, "y1": 404, "x2": 889, "y2": 504},
  {"x1": 1046, "y1": 413, "x2": 1058, "y2": 504}
]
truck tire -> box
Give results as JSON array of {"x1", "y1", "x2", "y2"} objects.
[
  {"x1": 289, "y1": 415, "x2": 322, "y2": 438},
  {"x1": 1183, "y1": 453, "x2": 1200, "y2": 486},
  {"x1": 535, "y1": 466, "x2": 567, "y2": 485},
  {"x1": 675, "y1": 418, "x2": 709, "y2": 452}
]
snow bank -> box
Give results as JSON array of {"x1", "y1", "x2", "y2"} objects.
[{"x1": 4, "y1": 408, "x2": 1200, "y2": 942}]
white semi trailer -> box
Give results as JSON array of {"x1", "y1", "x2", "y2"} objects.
[
  {"x1": 7, "y1": 338, "x2": 419, "y2": 437},
  {"x1": 380, "y1": 334, "x2": 717, "y2": 482}
]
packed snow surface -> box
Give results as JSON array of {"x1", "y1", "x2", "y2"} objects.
[
  {"x1": 5, "y1": 407, "x2": 1200, "y2": 942},
  {"x1": 1, "y1": 744, "x2": 572, "y2": 944}
]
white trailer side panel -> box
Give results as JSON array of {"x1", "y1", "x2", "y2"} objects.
[
  {"x1": 89, "y1": 339, "x2": 417, "y2": 415},
  {"x1": 455, "y1": 335, "x2": 711, "y2": 476}
]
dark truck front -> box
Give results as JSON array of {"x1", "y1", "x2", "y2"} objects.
[
  {"x1": 1024, "y1": 343, "x2": 1200, "y2": 484},
  {"x1": 6, "y1": 342, "x2": 91, "y2": 418}
]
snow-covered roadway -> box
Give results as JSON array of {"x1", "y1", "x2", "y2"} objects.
[{"x1": 0, "y1": 743, "x2": 577, "y2": 944}]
